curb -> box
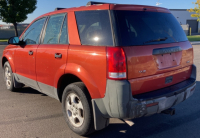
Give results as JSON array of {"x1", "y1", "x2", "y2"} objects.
[{"x1": 191, "y1": 41, "x2": 200, "y2": 45}]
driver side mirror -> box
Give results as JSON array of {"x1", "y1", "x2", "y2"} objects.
[{"x1": 8, "y1": 36, "x2": 20, "y2": 45}]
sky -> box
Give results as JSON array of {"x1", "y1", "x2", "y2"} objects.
[{"x1": 0, "y1": 0, "x2": 197, "y2": 24}]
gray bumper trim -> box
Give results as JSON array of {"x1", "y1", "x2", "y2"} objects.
[{"x1": 92, "y1": 64, "x2": 197, "y2": 130}]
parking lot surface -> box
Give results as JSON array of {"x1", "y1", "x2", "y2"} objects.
[{"x1": 0, "y1": 45, "x2": 200, "y2": 138}]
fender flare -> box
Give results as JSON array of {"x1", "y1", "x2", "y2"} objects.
[
  {"x1": 63, "y1": 63, "x2": 101, "y2": 99},
  {"x1": 2, "y1": 51, "x2": 15, "y2": 73}
]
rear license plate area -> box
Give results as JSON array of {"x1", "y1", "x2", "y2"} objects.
[
  {"x1": 153, "y1": 52, "x2": 182, "y2": 69},
  {"x1": 153, "y1": 46, "x2": 182, "y2": 70}
]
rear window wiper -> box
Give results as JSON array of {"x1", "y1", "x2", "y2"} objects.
[{"x1": 144, "y1": 37, "x2": 168, "y2": 44}]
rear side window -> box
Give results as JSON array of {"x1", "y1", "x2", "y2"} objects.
[
  {"x1": 59, "y1": 16, "x2": 69, "y2": 44},
  {"x1": 114, "y1": 11, "x2": 188, "y2": 46},
  {"x1": 43, "y1": 14, "x2": 65, "y2": 44},
  {"x1": 23, "y1": 18, "x2": 46, "y2": 45},
  {"x1": 75, "y1": 10, "x2": 113, "y2": 46}
]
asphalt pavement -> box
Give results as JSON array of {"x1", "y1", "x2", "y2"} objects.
[{"x1": 0, "y1": 45, "x2": 200, "y2": 138}]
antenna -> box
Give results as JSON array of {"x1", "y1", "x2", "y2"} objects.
[{"x1": 156, "y1": 0, "x2": 162, "y2": 6}]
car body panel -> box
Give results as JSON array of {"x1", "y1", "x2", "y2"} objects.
[
  {"x1": 68, "y1": 11, "x2": 81, "y2": 45},
  {"x1": 123, "y1": 41, "x2": 193, "y2": 95},
  {"x1": 14, "y1": 44, "x2": 39, "y2": 88},
  {"x1": 14, "y1": 45, "x2": 38, "y2": 80},
  {"x1": 129, "y1": 66, "x2": 192, "y2": 95},
  {"x1": 36, "y1": 44, "x2": 68, "y2": 95},
  {"x1": 123, "y1": 41, "x2": 193, "y2": 79},
  {"x1": 66, "y1": 45, "x2": 107, "y2": 99},
  {"x1": 2, "y1": 46, "x2": 16, "y2": 72}
]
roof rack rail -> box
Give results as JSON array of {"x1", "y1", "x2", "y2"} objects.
[
  {"x1": 86, "y1": 1, "x2": 112, "y2": 6},
  {"x1": 55, "y1": 8, "x2": 66, "y2": 11}
]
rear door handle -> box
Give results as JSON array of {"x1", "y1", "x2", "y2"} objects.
[
  {"x1": 29, "y1": 51, "x2": 33, "y2": 55},
  {"x1": 55, "y1": 53, "x2": 62, "y2": 58}
]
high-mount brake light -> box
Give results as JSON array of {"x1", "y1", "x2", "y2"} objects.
[{"x1": 107, "y1": 47, "x2": 127, "y2": 80}]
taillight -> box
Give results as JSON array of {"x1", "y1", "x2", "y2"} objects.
[{"x1": 107, "y1": 47, "x2": 127, "y2": 80}]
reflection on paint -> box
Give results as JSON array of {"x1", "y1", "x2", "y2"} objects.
[
  {"x1": 93, "y1": 37, "x2": 99, "y2": 41},
  {"x1": 91, "y1": 53, "x2": 98, "y2": 56}
]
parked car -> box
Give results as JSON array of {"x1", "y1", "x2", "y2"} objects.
[{"x1": 2, "y1": 1, "x2": 196, "y2": 136}]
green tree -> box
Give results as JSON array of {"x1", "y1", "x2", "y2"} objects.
[
  {"x1": 0, "y1": 0, "x2": 37, "y2": 36},
  {"x1": 188, "y1": 0, "x2": 200, "y2": 21}
]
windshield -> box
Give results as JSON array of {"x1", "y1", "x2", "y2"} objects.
[{"x1": 114, "y1": 11, "x2": 188, "y2": 46}]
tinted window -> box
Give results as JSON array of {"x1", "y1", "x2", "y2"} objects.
[
  {"x1": 114, "y1": 11, "x2": 188, "y2": 46},
  {"x1": 43, "y1": 14, "x2": 65, "y2": 44},
  {"x1": 23, "y1": 18, "x2": 46, "y2": 45},
  {"x1": 75, "y1": 10, "x2": 113, "y2": 46},
  {"x1": 59, "y1": 16, "x2": 69, "y2": 44}
]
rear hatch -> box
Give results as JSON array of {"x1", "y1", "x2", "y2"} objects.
[{"x1": 113, "y1": 10, "x2": 193, "y2": 95}]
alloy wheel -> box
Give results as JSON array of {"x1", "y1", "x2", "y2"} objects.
[{"x1": 66, "y1": 93, "x2": 84, "y2": 127}]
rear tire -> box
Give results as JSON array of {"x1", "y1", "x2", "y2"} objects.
[{"x1": 62, "y1": 82, "x2": 95, "y2": 136}]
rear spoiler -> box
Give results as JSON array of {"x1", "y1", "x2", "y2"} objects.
[
  {"x1": 86, "y1": 1, "x2": 116, "y2": 6},
  {"x1": 55, "y1": 8, "x2": 66, "y2": 11}
]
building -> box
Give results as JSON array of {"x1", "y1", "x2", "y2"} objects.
[
  {"x1": 0, "y1": 23, "x2": 29, "y2": 30},
  {"x1": 0, "y1": 24, "x2": 11, "y2": 29},
  {"x1": 170, "y1": 9, "x2": 199, "y2": 34},
  {"x1": 0, "y1": 23, "x2": 29, "y2": 39}
]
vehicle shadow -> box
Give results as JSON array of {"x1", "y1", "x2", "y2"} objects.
[
  {"x1": 14, "y1": 86, "x2": 47, "y2": 96},
  {"x1": 89, "y1": 81, "x2": 200, "y2": 138}
]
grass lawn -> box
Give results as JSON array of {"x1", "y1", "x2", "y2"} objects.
[
  {"x1": 187, "y1": 35, "x2": 200, "y2": 42},
  {"x1": 0, "y1": 39, "x2": 8, "y2": 42}
]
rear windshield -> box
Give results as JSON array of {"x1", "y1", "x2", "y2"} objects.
[
  {"x1": 114, "y1": 11, "x2": 188, "y2": 46},
  {"x1": 75, "y1": 10, "x2": 113, "y2": 46}
]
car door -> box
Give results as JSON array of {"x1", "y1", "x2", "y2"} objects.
[
  {"x1": 14, "y1": 18, "x2": 47, "y2": 90},
  {"x1": 36, "y1": 14, "x2": 69, "y2": 98}
]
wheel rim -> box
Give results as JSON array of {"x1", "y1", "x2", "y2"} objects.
[
  {"x1": 66, "y1": 93, "x2": 84, "y2": 127},
  {"x1": 5, "y1": 67, "x2": 11, "y2": 87}
]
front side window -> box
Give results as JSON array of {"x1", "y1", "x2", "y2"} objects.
[
  {"x1": 75, "y1": 10, "x2": 113, "y2": 46},
  {"x1": 43, "y1": 14, "x2": 65, "y2": 44},
  {"x1": 23, "y1": 18, "x2": 46, "y2": 45}
]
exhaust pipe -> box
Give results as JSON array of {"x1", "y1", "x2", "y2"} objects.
[{"x1": 161, "y1": 108, "x2": 175, "y2": 116}]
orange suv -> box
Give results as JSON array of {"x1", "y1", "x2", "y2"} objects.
[{"x1": 2, "y1": 1, "x2": 196, "y2": 136}]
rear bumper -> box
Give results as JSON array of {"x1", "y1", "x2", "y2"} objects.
[
  {"x1": 131, "y1": 78, "x2": 195, "y2": 117},
  {"x1": 92, "y1": 64, "x2": 197, "y2": 130}
]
